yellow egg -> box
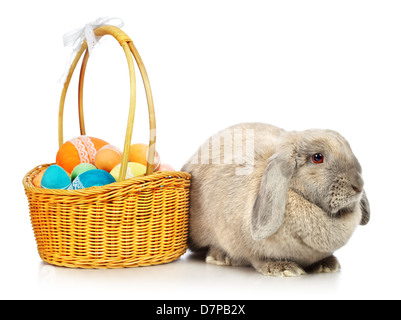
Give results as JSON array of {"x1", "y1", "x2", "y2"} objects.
[
  {"x1": 110, "y1": 162, "x2": 147, "y2": 181},
  {"x1": 129, "y1": 143, "x2": 161, "y2": 170}
]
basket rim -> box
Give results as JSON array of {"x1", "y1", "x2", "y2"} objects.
[{"x1": 23, "y1": 163, "x2": 191, "y2": 197}]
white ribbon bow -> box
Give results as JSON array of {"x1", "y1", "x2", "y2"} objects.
[
  {"x1": 63, "y1": 17, "x2": 124, "y2": 55},
  {"x1": 59, "y1": 17, "x2": 124, "y2": 84}
]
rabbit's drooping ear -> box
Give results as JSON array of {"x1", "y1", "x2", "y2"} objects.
[
  {"x1": 251, "y1": 143, "x2": 297, "y2": 240},
  {"x1": 360, "y1": 190, "x2": 370, "y2": 225}
]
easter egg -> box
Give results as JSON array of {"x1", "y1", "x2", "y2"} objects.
[
  {"x1": 94, "y1": 144, "x2": 122, "y2": 172},
  {"x1": 129, "y1": 143, "x2": 161, "y2": 170},
  {"x1": 70, "y1": 163, "x2": 97, "y2": 181},
  {"x1": 32, "y1": 168, "x2": 46, "y2": 188},
  {"x1": 69, "y1": 169, "x2": 116, "y2": 190},
  {"x1": 56, "y1": 136, "x2": 109, "y2": 174},
  {"x1": 156, "y1": 163, "x2": 175, "y2": 172},
  {"x1": 110, "y1": 162, "x2": 147, "y2": 181},
  {"x1": 41, "y1": 165, "x2": 71, "y2": 190}
]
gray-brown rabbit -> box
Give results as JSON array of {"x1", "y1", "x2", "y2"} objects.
[{"x1": 182, "y1": 122, "x2": 370, "y2": 277}]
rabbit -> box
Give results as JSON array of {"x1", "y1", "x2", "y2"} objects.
[{"x1": 181, "y1": 122, "x2": 370, "y2": 277}]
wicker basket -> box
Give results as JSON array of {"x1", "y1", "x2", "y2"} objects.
[{"x1": 22, "y1": 25, "x2": 191, "y2": 269}]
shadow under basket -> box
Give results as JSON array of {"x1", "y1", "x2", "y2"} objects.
[{"x1": 23, "y1": 164, "x2": 191, "y2": 269}]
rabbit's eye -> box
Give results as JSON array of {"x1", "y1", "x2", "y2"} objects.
[{"x1": 312, "y1": 153, "x2": 324, "y2": 164}]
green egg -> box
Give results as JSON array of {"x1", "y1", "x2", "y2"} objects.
[{"x1": 70, "y1": 163, "x2": 97, "y2": 181}]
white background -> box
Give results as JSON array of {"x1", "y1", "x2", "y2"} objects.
[{"x1": 1, "y1": 0, "x2": 400, "y2": 300}]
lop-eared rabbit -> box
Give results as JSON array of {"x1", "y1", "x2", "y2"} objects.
[{"x1": 182, "y1": 123, "x2": 370, "y2": 277}]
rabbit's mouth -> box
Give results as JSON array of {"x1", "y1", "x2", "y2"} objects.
[
  {"x1": 328, "y1": 186, "x2": 363, "y2": 217},
  {"x1": 334, "y1": 206, "x2": 355, "y2": 217},
  {"x1": 330, "y1": 195, "x2": 361, "y2": 218}
]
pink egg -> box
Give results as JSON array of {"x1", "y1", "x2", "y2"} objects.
[{"x1": 157, "y1": 163, "x2": 175, "y2": 172}]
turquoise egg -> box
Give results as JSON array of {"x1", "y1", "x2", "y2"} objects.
[
  {"x1": 41, "y1": 165, "x2": 71, "y2": 190},
  {"x1": 69, "y1": 169, "x2": 116, "y2": 190}
]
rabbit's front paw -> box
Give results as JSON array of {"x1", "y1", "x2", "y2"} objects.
[
  {"x1": 206, "y1": 246, "x2": 232, "y2": 266},
  {"x1": 253, "y1": 260, "x2": 306, "y2": 277},
  {"x1": 305, "y1": 255, "x2": 341, "y2": 274}
]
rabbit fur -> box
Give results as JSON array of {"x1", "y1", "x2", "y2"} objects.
[{"x1": 182, "y1": 122, "x2": 370, "y2": 277}]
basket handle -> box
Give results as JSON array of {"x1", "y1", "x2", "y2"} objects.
[{"x1": 58, "y1": 25, "x2": 156, "y2": 182}]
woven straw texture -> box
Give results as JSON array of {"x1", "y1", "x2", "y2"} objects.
[
  {"x1": 23, "y1": 165, "x2": 190, "y2": 269},
  {"x1": 22, "y1": 25, "x2": 191, "y2": 268}
]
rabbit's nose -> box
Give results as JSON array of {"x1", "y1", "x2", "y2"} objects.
[{"x1": 350, "y1": 174, "x2": 364, "y2": 194}]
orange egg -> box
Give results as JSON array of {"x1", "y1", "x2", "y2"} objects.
[
  {"x1": 56, "y1": 136, "x2": 109, "y2": 174},
  {"x1": 94, "y1": 144, "x2": 123, "y2": 172},
  {"x1": 33, "y1": 168, "x2": 46, "y2": 188},
  {"x1": 129, "y1": 143, "x2": 161, "y2": 170}
]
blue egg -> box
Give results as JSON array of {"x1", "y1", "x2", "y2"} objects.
[
  {"x1": 69, "y1": 169, "x2": 116, "y2": 190},
  {"x1": 41, "y1": 165, "x2": 71, "y2": 190}
]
